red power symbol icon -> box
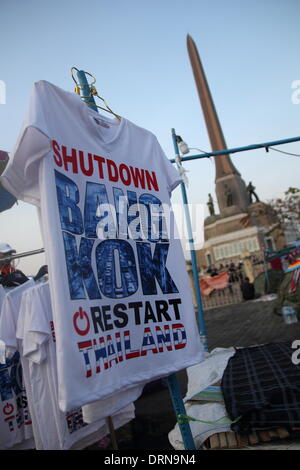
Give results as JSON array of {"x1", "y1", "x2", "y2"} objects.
[{"x1": 73, "y1": 307, "x2": 90, "y2": 336}]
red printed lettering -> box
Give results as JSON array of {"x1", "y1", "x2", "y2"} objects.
[
  {"x1": 130, "y1": 166, "x2": 145, "y2": 189},
  {"x1": 50, "y1": 141, "x2": 159, "y2": 191},
  {"x1": 62, "y1": 146, "x2": 78, "y2": 173},
  {"x1": 119, "y1": 164, "x2": 131, "y2": 186},
  {"x1": 146, "y1": 171, "x2": 159, "y2": 191},
  {"x1": 79, "y1": 151, "x2": 93, "y2": 176},
  {"x1": 107, "y1": 159, "x2": 118, "y2": 182},
  {"x1": 52, "y1": 140, "x2": 62, "y2": 167}
]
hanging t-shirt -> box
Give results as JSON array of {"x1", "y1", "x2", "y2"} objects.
[
  {"x1": 1, "y1": 80, "x2": 204, "y2": 411},
  {"x1": 18, "y1": 281, "x2": 135, "y2": 450},
  {"x1": 0, "y1": 279, "x2": 35, "y2": 357},
  {"x1": 0, "y1": 280, "x2": 35, "y2": 449}
]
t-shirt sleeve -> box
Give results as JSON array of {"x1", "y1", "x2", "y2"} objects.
[
  {"x1": 154, "y1": 137, "x2": 182, "y2": 194},
  {"x1": 0, "y1": 82, "x2": 51, "y2": 205}
]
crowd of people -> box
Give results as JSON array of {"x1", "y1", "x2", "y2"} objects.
[
  {"x1": 204, "y1": 260, "x2": 244, "y2": 282},
  {"x1": 203, "y1": 260, "x2": 256, "y2": 301}
]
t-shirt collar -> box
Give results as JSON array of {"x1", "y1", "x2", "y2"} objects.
[{"x1": 79, "y1": 98, "x2": 125, "y2": 146}]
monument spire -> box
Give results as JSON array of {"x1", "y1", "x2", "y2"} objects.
[{"x1": 187, "y1": 34, "x2": 249, "y2": 214}]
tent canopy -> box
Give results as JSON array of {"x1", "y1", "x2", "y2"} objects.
[{"x1": 254, "y1": 269, "x2": 284, "y2": 297}]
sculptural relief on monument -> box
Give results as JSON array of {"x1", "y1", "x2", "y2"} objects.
[
  {"x1": 207, "y1": 193, "x2": 215, "y2": 215},
  {"x1": 247, "y1": 181, "x2": 260, "y2": 204},
  {"x1": 224, "y1": 184, "x2": 233, "y2": 207}
]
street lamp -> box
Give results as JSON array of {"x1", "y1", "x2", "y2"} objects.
[
  {"x1": 175, "y1": 135, "x2": 208, "y2": 156},
  {"x1": 175, "y1": 135, "x2": 190, "y2": 155}
]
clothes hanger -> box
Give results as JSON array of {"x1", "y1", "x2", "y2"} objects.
[
  {"x1": 71, "y1": 67, "x2": 121, "y2": 121},
  {"x1": 34, "y1": 264, "x2": 48, "y2": 282}
]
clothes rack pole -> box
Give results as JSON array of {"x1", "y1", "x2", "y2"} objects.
[
  {"x1": 76, "y1": 69, "x2": 197, "y2": 451},
  {"x1": 171, "y1": 128, "x2": 208, "y2": 351},
  {"x1": 169, "y1": 135, "x2": 300, "y2": 164},
  {"x1": 107, "y1": 416, "x2": 118, "y2": 450},
  {"x1": 1, "y1": 248, "x2": 45, "y2": 263}
]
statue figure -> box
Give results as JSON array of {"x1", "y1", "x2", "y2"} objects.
[
  {"x1": 207, "y1": 193, "x2": 215, "y2": 216},
  {"x1": 224, "y1": 184, "x2": 233, "y2": 207},
  {"x1": 247, "y1": 181, "x2": 260, "y2": 204}
]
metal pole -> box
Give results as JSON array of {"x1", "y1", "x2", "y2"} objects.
[
  {"x1": 263, "y1": 250, "x2": 270, "y2": 294},
  {"x1": 76, "y1": 70, "x2": 98, "y2": 111},
  {"x1": 172, "y1": 128, "x2": 208, "y2": 352},
  {"x1": 166, "y1": 373, "x2": 196, "y2": 450},
  {"x1": 1, "y1": 248, "x2": 45, "y2": 263},
  {"x1": 107, "y1": 416, "x2": 119, "y2": 450},
  {"x1": 169, "y1": 135, "x2": 300, "y2": 164}
]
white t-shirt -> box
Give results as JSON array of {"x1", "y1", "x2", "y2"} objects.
[
  {"x1": 82, "y1": 382, "x2": 144, "y2": 424},
  {"x1": 18, "y1": 281, "x2": 135, "y2": 450},
  {"x1": 0, "y1": 280, "x2": 35, "y2": 449},
  {"x1": 1, "y1": 80, "x2": 204, "y2": 411},
  {"x1": 0, "y1": 279, "x2": 35, "y2": 357}
]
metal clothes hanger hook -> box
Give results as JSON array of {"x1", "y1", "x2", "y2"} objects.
[
  {"x1": 71, "y1": 67, "x2": 80, "y2": 94},
  {"x1": 71, "y1": 67, "x2": 96, "y2": 95},
  {"x1": 71, "y1": 67, "x2": 121, "y2": 120}
]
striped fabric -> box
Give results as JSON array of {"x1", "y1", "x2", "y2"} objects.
[
  {"x1": 221, "y1": 342, "x2": 300, "y2": 434},
  {"x1": 289, "y1": 268, "x2": 300, "y2": 293}
]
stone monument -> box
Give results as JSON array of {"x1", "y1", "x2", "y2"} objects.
[{"x1": 186, "y1": 35, "x2": 285, "y2": 268}]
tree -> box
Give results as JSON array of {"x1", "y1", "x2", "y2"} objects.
[{"x1": 268, "y1": 188, "x2": 300, "y2": 243}]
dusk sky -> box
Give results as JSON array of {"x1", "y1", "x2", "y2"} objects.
[{"x1": 1, "y1": 0, "x2": 300, "y2": 274}]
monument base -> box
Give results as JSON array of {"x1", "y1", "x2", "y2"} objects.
[{"x1": 197, "y1": 202, "x2": 285, "y2": 269}]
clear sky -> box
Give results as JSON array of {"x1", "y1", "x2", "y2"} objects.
[{"x1": 1, "y1": 0, "x2": 300, "y2": 275}]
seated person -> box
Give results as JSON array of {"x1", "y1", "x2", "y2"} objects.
[{"x1": 240, "y1": 277, "x2": 255, "y2": 301}]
